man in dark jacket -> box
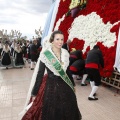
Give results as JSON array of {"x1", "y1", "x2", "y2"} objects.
[{"x1": 85, "y1": 45, "x2": 104, "y2": 100}]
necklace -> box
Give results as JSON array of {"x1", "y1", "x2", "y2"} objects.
[{"x1": 51, "y1": 48, "x2": 64, "y2": 65}]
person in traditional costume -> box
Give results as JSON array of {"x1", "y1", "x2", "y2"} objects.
[
  {"x1": 0, "y1": 42, "x2": 11, "y2": 69},
  {"x1": 21, "y1": 30, "x2": 82, "y2": 120},
  {"x1": 13, "y1": 43, "x2": 25, "y2": 68},
  {"x1": 69, "y1": 59, "x2": 88, "y2": 86},
  {"x1": 30, "y1": 39, "x2": 38, "y2": 70},
  {"x1": 69, "y1": 49, "x2": 83, "y2": 66},
  {"x1": 85, "y1": 45, "x2": 104, "y2": 100}
]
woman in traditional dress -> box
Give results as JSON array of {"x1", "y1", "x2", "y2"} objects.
[
  {"x1": 21, "y1": 30, "x2": 82, "y2": 120},
  {"x1": 14, "y1": 43, "x2": 25, "y2": 68},
  {"x1": 1, "y1": 42, "x2": 11, "y2": 69}
]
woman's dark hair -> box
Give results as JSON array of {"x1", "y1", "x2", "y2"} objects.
[{"x1": 49, "y1": 30, "x2": 64, "y2": 43}]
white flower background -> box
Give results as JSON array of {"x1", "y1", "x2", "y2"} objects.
[{"x1": 54, "y1": 12, "x2": 120, "y2": 53}]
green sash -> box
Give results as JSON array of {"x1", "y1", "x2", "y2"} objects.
[{"x1": 44, "y1": 50, "x2": 74, "y2": 91}]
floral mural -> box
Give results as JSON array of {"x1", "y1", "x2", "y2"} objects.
[{"x1": 53, "y1": 0, "x2": 120, "y2": 77}]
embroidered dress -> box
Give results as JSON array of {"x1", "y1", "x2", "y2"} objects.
[
  {"x1": 14, "y1": 48, "x2": 24, "y2": 67},
  {"x1": 22, "y1": 48, "x2": 82, "y2": 120},
  {"x1": 0, "y1": 47, "x2": 11, "y2": 66}
]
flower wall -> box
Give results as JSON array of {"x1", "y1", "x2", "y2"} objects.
[{"x1": 53, "y1": 0, "x2": 120, "y2": 77}]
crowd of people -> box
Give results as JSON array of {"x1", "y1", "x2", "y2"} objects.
[
  {"x1": 0, "y1": 38, "x2": 42, "y2": 69},
  {"x1": 19, "y1": 30, "x2": 104, "y2": 120}
]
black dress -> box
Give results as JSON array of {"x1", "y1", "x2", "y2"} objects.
[
  {"x1": 22, "y1": 61, "x2": 82, "y2": 120},
  {"x1": 1, "y1": 50, "x2": 11, "y2": 66},
  {"x1": 14, "y1": 50, "x2": 24, "y2": 67},
  {"x1": 30, "y1": 44, "x2": 38, "y2": 62}
]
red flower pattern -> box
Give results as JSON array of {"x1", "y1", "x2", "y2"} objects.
[{"x1": 54, "y1": 0, "x2": 120, "y2": 77}]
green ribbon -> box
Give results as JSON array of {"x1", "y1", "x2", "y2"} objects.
[{"x1": 44, "y1": 50, "x2": 74, "y2": 91}]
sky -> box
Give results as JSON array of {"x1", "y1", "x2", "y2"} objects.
[{"x1": 0, "y1": 0, "x2": 52, "y2": 40}]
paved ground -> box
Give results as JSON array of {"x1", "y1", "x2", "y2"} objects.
[{"x1": 0, "y1": 64, "x2": 120, "y2": 120}]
